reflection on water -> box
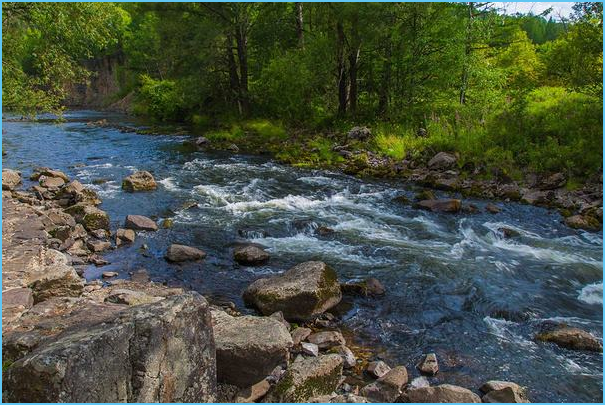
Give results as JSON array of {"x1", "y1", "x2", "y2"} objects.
[{"x1": 2, "y1": 111, "x2": 603, "y2": 402}]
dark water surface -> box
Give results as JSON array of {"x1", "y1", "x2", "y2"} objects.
[{"x1": 3, "y1": 111, "x2": 603, "y2": 402}]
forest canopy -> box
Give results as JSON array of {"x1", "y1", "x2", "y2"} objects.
[{"x1": 2, "y1": 2, "x2": 603, "y2": 180}]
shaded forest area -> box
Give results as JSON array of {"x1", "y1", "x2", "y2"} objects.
[{"x1": 2, "y1": 2, "x2": 603, "y2": 182}]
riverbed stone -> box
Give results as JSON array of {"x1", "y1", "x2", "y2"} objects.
[
  {"x1": 307, "y1": 330, "x2": 346, "y2": 349},
  {"x1": 564, "y1": 214, "x2": 601, "y2": 231},
  {"x1": 485, "y1": 203, "x2": 501, "y2": 214},
  {"x1": 480, "y1": 381, "x2": 529, "y2": 403},
  {"x1": 104, "y1": 289, "x2": 163, "y2": 306},
  {"x1": 366, "y1": 360, "x2": 391, "y2": 378},
  {"x1": 415, "y1": 199, "x2": 461, "y2": 213},
  {"x1": 31, "y1": 168, "x2": 69, "y2": 182},
  {"x1": 243, "y1": 261, "x2": 342, "y2": 321},
  {"x1": 165, "y1": 243, "x2": 207, "y2": 262},
  {"x1": 39, "y1": 175, "x2": 65, "y2": 189},
  {"x1": 26, "y1": 248, "x2": 84, "y2": 303},
  {"x1": 87, "y1": 239, "x2": 111, "y2": 253},
  {"x1": 332, "y1": 345, "x2": 356, "y2": 369},
  {"x1": 417, "y1": 353, "x2": 439, "y2": 376},
  {"x1": 341, "y1": 277, "x2": 385, "y2": 297},
  {"x1": 234, "y1": 244, "x2": 270, "y2": 266},
  {"x1": 2, "y1": 169, "x2": 22, "y2": 190},
  {"x1": 211, "y1": 309, "x2": 292, "y2": 387},
  {"x1": 428, "y1": 152, "x2": 457, "y2": 170},
  {"x1": 291, "y1": 327, "x2": 312, "y2": 346},
  {"x1": 361, "y1": 366, "x2": 408, "y2": 402},
  {"x1": 121, "y1": 170, "x2": 157, "y2": 192},
  {"x1": 302, "y1": 342, "x2": 320, "y2": 357},
  {"x1": 3, "y1": 293, "x2": 217, "y2": 402},
  {"x1": 404, "y1": 384, "x2": 481, "y2": 403},
  {"x1": 124, "y1": 214, "x2": 158, "y2": 231},
  {"x1": 64, "y1": 203, "x2": 110, "y2": 232},
  {"x1": 115, "y1": 228, "x2": 136, "y2": 246},
  {"x1": 265, "y1": 354, "x2": 344, "y2": 402},
  {"x1": 535, "y1": 325, "x2": 602, "y2": 352}
]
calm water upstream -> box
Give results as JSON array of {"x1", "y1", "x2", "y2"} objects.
[{"x1": 3, "y1": 111, "x2": 603, "y2": 402}]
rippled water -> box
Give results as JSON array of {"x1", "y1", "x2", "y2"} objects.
[{"x1": 3, "y1": 111, "x2": 603, "y2": 402}]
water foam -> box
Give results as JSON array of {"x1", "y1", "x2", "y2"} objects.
[
  {"x1": 158, "y1": 177, "x2": 179, "y2": 191},
  {"x1": 578, "y1": 282, "x2": 603, "y2": 305}
]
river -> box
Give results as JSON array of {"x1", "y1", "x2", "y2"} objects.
[{"x1": 2, "y1": 110, "x2": 603, "y2": 402}]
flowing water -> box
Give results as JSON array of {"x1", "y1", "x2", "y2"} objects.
[{"x1": 3, "y1": 111, "x2": 603, "y2": 402}]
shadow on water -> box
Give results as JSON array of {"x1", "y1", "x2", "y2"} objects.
[{"x1": 2, "y1": 110, "x2": 603, "y2": 402}]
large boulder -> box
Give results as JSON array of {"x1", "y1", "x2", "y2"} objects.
[
  {"x1": 25, "y1": 248, "x2": 84, "y2": 303},
  {"x1": 165, "y1": 244, "x2": 206, "y2": 262},
  {"x1": 39, "y1": 175, "x2": 65, "y2": 189},
  {"x1": 2, "y1": 169, "x2": 22, "y2": 190},
  {"x1": 480, "y1": 381, "x2": 529, "y2": 403},
  {"x1": 360, "y1": 366, "x2": 408, "y2": 402},
  {"x1": 404, "y1": 384, "x2": 481, "y2": 403},
  {"x1": 234, "y1": 245, "x2": 270, "y2": 266},
  {"x1": 55, "y1": 180, "x2": 101, "y2": 206},
  {"x1": 243, "y1": 261, "x2": 342, "y2": 321},
  {"x1": 265, "y1": 354, "x2": 344, "y2": 402},
  {"x1": 535, "y1": 325, "x2": 602, "y2": 352},
  {"x1": 122, "y1": 171, "x2": 157, "y2": 192},
  {"x1": 30, "y1": 168, "x2": 69, "y2": 182},
  {"x1": 64, "y1": 203, "x2": 110, "y2": 232},
  {"x1": 211, "y1": 309, "x2": 292, "y2": 387},
  {"x1": 428, "y1": 152, "x2": 457, "y2": 171},
  {"x1": 124, "y1": 214, "x2": 158, "y2": 232},
  {"x1": 415, "y1": 199, "x2": 461, "y2": 213},
  {"x1": 3, "y1": 293, "x2": 217, "y2": 402}
]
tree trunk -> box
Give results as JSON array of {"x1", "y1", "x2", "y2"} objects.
[
  {"x1": 295, "y1": 2, "x2": 304, "y2": 49},
  {"x1": 226, "y1": 34, "x2": 242, "y2": 115},
  {"x1": 235, "y1": 22, "x2": 249, "y2": 115},
  {"x1": 336, "y1": 21, "x2": 347, "y2": 116},
  {"x1": 347, "y1": 12, "x2": 361, "y2": 115}
]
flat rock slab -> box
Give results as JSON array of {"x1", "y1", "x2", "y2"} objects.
[
  {"x1": 165, "y1": 243, "x2": 206, "y2": 262},
  {"x1": 124, "y1": 215, "x2": 158, "y2": 232}
]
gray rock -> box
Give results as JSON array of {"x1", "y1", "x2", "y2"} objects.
[
  {"x1": 165, "y1": 243, "x2": 207, "y2": 262},
  {"x1": 211, "y1": 309, "x2": 292, "y2": 387},
  {"x1": 480, "y1": 381, "x2": 529, "y2": 403},
  {"x1": 124, "y1": 215, "x2": 158, "y2": 232},
  {"x1": 404, "y1": 384, "x2": 481, "y2": 403},
  {"x1": 265, "y1": 354, "x2": 344, "y2": 402},
  {"x1": 302, "y1": 342, "x2": 319, "y2": 357},
  {"x1": 115, "y1": 228, "x2": 136, "y2": 246},
  {"x1": 243, "y1": 261, "x2": 342, "y2": 321},
  {"x1": 347, "y1": 126, "x2": 372, "y2": 141},
  {"x1": 234, "y1": 379, "x2": 271, "y2": 403},
  {"x1": 333, "y1": 345, "x2": 356, "y2": 369},
  {"x1": 415, "y1": 199, "x2": 461, "y2": 213},
  {"x1": 307, "y1": 331, "x2": 346, "y2": 349},
  {"x1": 409, "y1": 376, "x2": 430, "y2": 389},
  {"x1": 3, "y1": 293, "x2": 217, "y2": 402},
  {"x1": 234, "y1": 244, "x2": 270, "y2": 266},
  {"x1": 64, "y1": 203, "x2": 110, "y2": 232},
  {"x1": 417, "y1": 353, "x2": 439, "y2": 376},
  {"x1": 367, "y1": 360, "x2": 391, "y2": 379},
  {"x1": 360, "y1": 366, "x2": 408, "y2": 402},
  {"x1": 122, "y1": 170, "x2": 157, "y2": 192},
  {"x1": 341, "y1": 277, "x2": 385, "y2": 297},
  {"x1": 2, "y1": 169, "x2": 21, "y2": 190},
  {"x1": 428, "y1": 152, "x2": 457, "y2": 170},
  {"x1": 291, "y1": 327, "x2": 312, "y2": 346},
  {"x1": 27, "y1": 249, "x2": 84, "y2": 303}
]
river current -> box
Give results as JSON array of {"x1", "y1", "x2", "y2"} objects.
[{"x1": 2, "y1": 111, "x2": 603, "y2": 402}]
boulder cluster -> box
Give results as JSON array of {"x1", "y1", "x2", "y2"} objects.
[{"x1": 2, "y1": 166, "x2": 601, "y2": 403}]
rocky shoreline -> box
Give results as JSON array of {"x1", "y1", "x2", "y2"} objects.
[{"x1": 2, "y1": 166, "x2": 602, "y2": 403}]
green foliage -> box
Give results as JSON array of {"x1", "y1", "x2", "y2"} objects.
[{"x1": 134, "y1": 75, "x2": 185, "y2": 121}]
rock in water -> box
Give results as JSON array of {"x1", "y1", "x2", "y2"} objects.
[
  {"x1": 415, "y1": 199, "x2": 462, "y2": 213},
  {"x1": 265, "y1": 354, "x2": 343, "y2": 402},
  {"x1": 404, "y1": 384, "x2": 481, "y2": 403},
  {"x1": 64, "y1": 203, "x2": 110, "y2": 232},
  {"x1": 211, "y1": 309, "x2": 292, "y2": 387},
  {"x1": 124, "y1": 215, "x2": 158, "y2": 232},
  {"x1": 480, "y1": 381, "x2": 529, "y2": 403},
  {"x1": 535, "y1": 325, "x2": 602, "y2": 352},
  {"x1": 122, "y1": 170, "x2": 157, "y2": 192},
  {"x1": 2, "y1": 169, "x2": 22, "y2": 190},
  {"x1": 428, "y1": 152, "x2": 457, "y2": 170},
  {"x1": 3, "y1": 293, "x2": 217, "y2": 402},
  {"x1": 341, "y1": 277, "x2": 385, "y2": 297},
  {"x1": 565, "y1": 215, "x2": 601, "y2": 231},
  {"x1": 367, "y1": 360, "x2": 391, "y2": 378},
  {"x1": 360, "y1": 366, "x2": 408, "y2": 402},
  {"x1": 115, "y1": 228, "x2": 136, "y2": 246},
  {"x1": 165, "y1": 244, "x2": 207, "y2": 262},
  {"x1": 243, "y1": 261, "x2": 342, "y2": 321},
  {"x1": 234, "y1": 244, "x2": 270, "y2": 266},
  {"x1": 417, "y1": 353, "x2": 439, "y2": 376}
]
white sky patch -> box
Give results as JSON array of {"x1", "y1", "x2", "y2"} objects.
[{"x1": 494, "y1": 2, "x2": 575, "y2": 19}]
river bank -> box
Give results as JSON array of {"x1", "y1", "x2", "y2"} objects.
[{"x1": 2, "y1": 111, "x2": 603, "y2": 402}]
